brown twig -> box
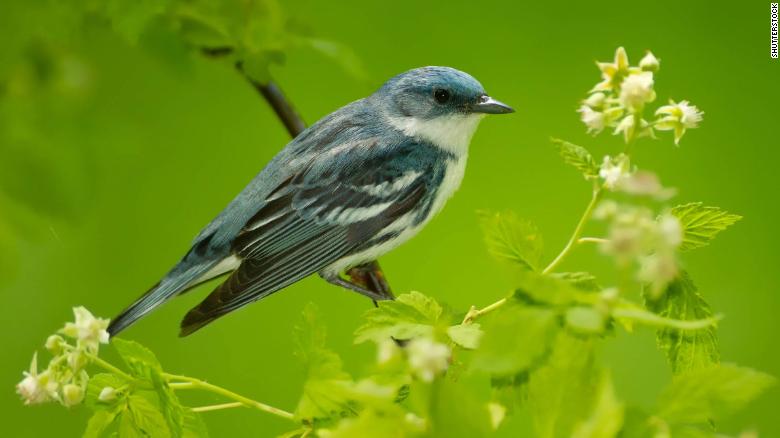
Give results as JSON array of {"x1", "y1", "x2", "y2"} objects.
[{"x1": 201, "y1": 47, "x2": 394, "y2": 300}]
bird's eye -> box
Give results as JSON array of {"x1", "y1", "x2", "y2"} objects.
[{"x1": 433, "y1": 89, "x2": 450, "y2": 104}]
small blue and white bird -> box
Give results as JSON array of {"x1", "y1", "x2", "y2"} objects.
[{"x1": 108, "y1": 66, "x2": 514, "y2": 337}]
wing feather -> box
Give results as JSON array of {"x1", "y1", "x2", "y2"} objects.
[{"x1": 179, "y1": 138, "x2": 437, "y2": 336}]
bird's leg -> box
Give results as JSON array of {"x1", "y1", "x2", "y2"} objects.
[
  {"x1": 347, "y1": 260, "x2": 395, "y2": 301},
  {"x1": 320, "y1": 272, "x2": 393, "y2": 302}
]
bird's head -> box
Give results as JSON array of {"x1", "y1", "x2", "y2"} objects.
[{"x1": 374, "y1": 66, "x2": 514, "y2": 153}]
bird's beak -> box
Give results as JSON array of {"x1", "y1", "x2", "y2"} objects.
[{"x1": 470, "y1": 95, "x2": 515, "y2": 114}]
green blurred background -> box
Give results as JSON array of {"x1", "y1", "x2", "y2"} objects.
[{"x1": 2, "y1": 0, "x2": 778, "y2": 436}]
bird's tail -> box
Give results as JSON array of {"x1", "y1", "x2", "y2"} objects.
[{"x1": 107, "y1": 263, "x2": 214, "y2": 337}]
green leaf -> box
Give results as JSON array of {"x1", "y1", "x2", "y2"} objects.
[
  {"x1": 528, "y1": 332, "x2": 599, "y2": 438},
  {"x1": 354, "y1": 292, "x2": 443, "y2": 344},
  {"x1": 427, "y1": 379, "x2": 492, "y2": 437},
  {"x1": 294, "y1": 304, "x2": 396, "y2": 421},
  {"x1": 83, "y1": 410, "x2": 119, "y2": 438},
  {"x1": 565, "y1": 307, "x2": 606, "y2": 335},
  {"x1": 85, "y1": 373, "x2": 126, "y2": 411},
  {"x1": 182, "y1": 409, "x2": 209, "y2": 438},
  {"x1": 514, "y1": 270, "x2": 579, "y2": 306},
  {"x1": 321, "y1": 408, "x2": 413, "y2": 438},
  {"x1": 471, "y1": 304, "x2": 558, "y2": 375},
  {"x1": 656, "y1": 364, "x2": 776, "y2": 424},
  {"x1": 645, "y1": 272, "x2": 719, "y2": 374},
  {"x1": 112, "y1": 338, "x2": 162, "y2": 377},
  {"x1": 671, "y1": 203, "x2": 742, "y2": 251},
  {"x1": 104, "y1": 0, "x2": 171, "y2": 43},
  {"x1": 571, "y1": 371, "x2": 625, "y2": 438},
  {"x1": 479, "y1": 211, "x2": 544, "y2": 271},
  {"x1": 490, "y1": 372, "x2": 529, "y2": 414},
  {"x1": 551, "y1": 272, "x2": 601, "y2": 292},
  {"x1": 121, "y1": 392, "x2": 172, "y2": 438},
  {"x1": 551, "y1": 138, "x2": 599, "y2": 179},
  {"x1": 111, "y1": 338, "x2": 186, "y2": 436},
  {"x1": 447, "y1": 323, "x2": 483, "y2": 349}
]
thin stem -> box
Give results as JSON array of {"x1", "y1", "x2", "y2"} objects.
[
  {"x1": 87, "y1": 354, "x2": 134, "y2": 381},
  {"x1": 578, "y1": 237, "x2": 609, "y2": 244},
  {"x1": 612, "y1": 308, "x2": 723, "y2": 330},
  {"x1": 163, "y1": 373, "x2": 294, "y2": 421},
  {"x1": 191, "y1": 402, "x2": 244, "y2": 413},
  {"x1": 462, "y1": 297, "x2": 508, "y2": 324},
  {"x1": 543, "y1": 187, "x2": 603, "y2": 274}
]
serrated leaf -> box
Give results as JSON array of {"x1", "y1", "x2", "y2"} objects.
[
  {"x1": 514, "y1": 270, "x2": 579, "y2": 306},
  {"x1": 479, "y1": 211, "x2": 544, "y2": 271},
  {"x1": 322, "y1": 407, "x2": 412, "y2": 438},
  {"x1": 354, "y1": 292, "x2": 443, "y2": 344},
  {"x1": 427, "y1": 378, "x2": 493, "y2": 437},
  {"x1": 571, "y1": 371, "x2": 624, "y2": 438},
  {"x1": 121, "y1": 392, "x2": 171, "y2": 438},
  {"x1": 110, "y1": 338, "x2": 185, "y2": 436},
  {"x1": 182, "y1": 409, "x2": 209, "y2": 438},
  {"x1": 83, "y1": 409, "x2": 119, "y2": 438},
  {"x1": 447, "y1": 323, "x2": 483, "y2": 349},
  {"x1": 671, "y1": 203, "x2": 742, "y2": 251},
  {"x1": 551, "y1": 272, "x2": 601, "y2": 292},
  {"x1": 295, "y1": 304, "x2": 396, "y2": 421},
  {"x1": 85, "y1": 373, "x2": 126, "y2": 411},
  {"x1": 112, "y1": 338, "x2": 162, "y2": 377},
  {"x1": 471, "y1": 304, "x2": 558, "y2": 375},
  {"x1": 528, "y1": 333, "x2": 599, "y2": 438},
  {"x1": 490, "y1": 372, "x2": 529, "y2": 414},
  {"x1": 104, "y1": 0, "x2": 171, "y2": 43},
  {"x1": 645, "y1": 271, "x2": 719, "y2": 374},
  {"x1": 565, "y1": 307, "x2": 606, "y2": 335},
  {"x1": 551, "y1": 138, "x2": 599, "y2": 179},
  {"x1": 657, "y1": 364, "x2": 776, "y2": 424}
]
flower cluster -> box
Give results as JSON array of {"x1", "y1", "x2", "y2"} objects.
[
  {"x1": 16, "y1": 307, "x2": 110, "y2": 406},
  {"x1": 598, "y1": 154, "x2": 675, "y2": 200},
  {"x1": 594, "y1": 202, "x2": 683, "y2": 296},
  {"x1": 578, "y1": 47, "x2": 703, "y2": 145}
]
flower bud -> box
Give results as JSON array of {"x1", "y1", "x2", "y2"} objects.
[
  {"x1": 98, "y1": 386, "x2": 117, "y2": 402},
  {"x1": 584, "y1": 92, "x2": 606, "y2": 109},
  {"x1": 45, "y1": 335, "x2": 66, "y2": 355},
  {"x1": 62, "y1": 383, "x2": 85, "y2": 407},
  {"x1": 639, "y1": 51, "x2": 660, "y2": 72},
  {"x1": 67, "y1": 350, "x2": 88, "y2": 372}
]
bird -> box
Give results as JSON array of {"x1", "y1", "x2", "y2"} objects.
[{"x1": 107, "y1": 66, "x2": 514, "y2": 337}]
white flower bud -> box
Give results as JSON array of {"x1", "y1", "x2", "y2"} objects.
[
  {"x1": 62, "y1": 383, "x2": 85, "y2": 407},
  {"x1": 45, "y1": 335, "x2": 66, "y2": 355},
  {"x1": 488, "y1": 402, "x2": 507, "y2": 430},
  {"x1": 406, "y1": 338, "x2": 450, "y2": 382},
  {"x1": 67, "y1": 350, "x2": 88, "y2": 372},
  {"x1": 639, "y1": 51, "x2": 660, "y2": 72},
  {"x1": 584, "y1": 92, "x2": 606, "y2": 109},
  {"x1": 98, "y1": 386, "x2": 117, "y2": 402}
]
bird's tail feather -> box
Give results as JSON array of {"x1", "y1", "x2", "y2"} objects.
[{"x1": 107, "y1": 263, "x2": 214, "y2": 337}]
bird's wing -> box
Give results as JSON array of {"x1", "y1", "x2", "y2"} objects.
[{"x1": 179, "y1": 138, "x2": 437, "y2": 335}]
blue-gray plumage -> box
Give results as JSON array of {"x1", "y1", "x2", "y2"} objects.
[{"x1": 107, "y1": 66, "x2": 514, "y2": 337}]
